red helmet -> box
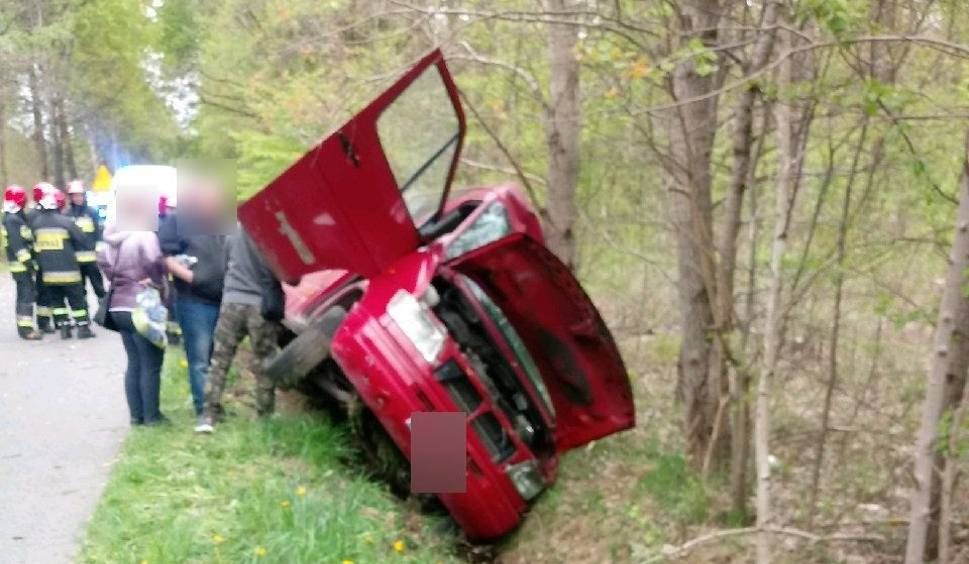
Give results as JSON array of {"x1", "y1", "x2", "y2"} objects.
[
  {"x1": 33, "y1": 182, "x2": 59, "y2": 210},
  {"x1": 3, "y1": 185, "x2": 27, "y2": 213},
  {"x1": 33, "y1": 182, "x2": 56, "y2": 204}
]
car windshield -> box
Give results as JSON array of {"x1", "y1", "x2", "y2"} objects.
[{"x1": 377, "y1": 65, "x2": 460, "y2": 224}]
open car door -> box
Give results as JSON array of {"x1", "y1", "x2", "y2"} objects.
[
  {"x1": 238, "y1": 49, "x2": 465, "y2": 281},
  {"x1": 450, "y1": 233, "x2": 635, "y2": 452}
]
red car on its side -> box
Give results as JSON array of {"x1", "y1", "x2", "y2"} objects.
[{"x1": 237, "y1": 49, "x2": 635, "y2": 540}]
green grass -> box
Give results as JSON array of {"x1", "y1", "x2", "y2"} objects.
[
  {"x1": 636, "y1": 452, "x2": 709, "y2": 526},
  {"x1": 81, "y1": 349, "x2": 458, "y2": 564}
]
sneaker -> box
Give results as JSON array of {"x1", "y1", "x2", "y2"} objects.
[
  {"x1": 194, "y1": 416, "x2": 214, "y2": 434},
  {"x1": 77, "y1": 325, "x2": 96, "y2": 339}
]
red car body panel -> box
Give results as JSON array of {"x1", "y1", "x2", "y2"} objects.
[
  {"x1": 238, "y1": 49, "x2": 634, "y2": 540},
  {"x1": 238, "y1": 50, "x2": 465, "y2": 282},
  {"x1": 448, "y1": 233, "x2": 635, "y2": 451}
]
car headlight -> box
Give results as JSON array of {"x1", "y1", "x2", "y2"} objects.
[
  {"x1": 506, "y1": 459, "x2": 544, "y2": 501},
  {"x1": 387, "y1": 290, "x2": 446, "y2": 363},
  {"x1": 446, "y1": 201, "x2": 510, "y2": 259}
]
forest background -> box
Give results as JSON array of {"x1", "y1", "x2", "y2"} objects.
[{"x1": 1, "y1": 1, "x2": 968, "y2": 562}]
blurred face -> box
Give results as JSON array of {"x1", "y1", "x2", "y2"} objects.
[
  {"x1": 177, "y1": 160, "x2": 236, "y2": 235},
  {"x1": 115, "y1": 184, "x2": 160, "y2": 231},
  {"x1": 70, "y1": 193, "x2": 84, "y2": 206}
]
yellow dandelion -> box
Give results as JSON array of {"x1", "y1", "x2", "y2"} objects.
[
  {"x1": 140, "y1": 560, "x2": 149, "y2": 564},
  {"x1": 280, "y1": 500, "x2": 290, "y2": 508},
  {"x1": 295, "y1": 485, "x2": 307, "y2": 497},
  {"x1": 342, "y1": 560, "x2": 355, "y2": 564},
  {"x1": 212, "y1": 533, "x2": 225, "y2": 545},
  {"x1": 255, "y1": 546, "x2": 268, "y2": 557},
  {"x1": 179, "y1": 358, "x2": 188, "y2": 368},
  {"x1": 393, "y1": 539, "x2": 405, "y2": 553}
]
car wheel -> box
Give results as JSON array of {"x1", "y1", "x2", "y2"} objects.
[{"x1": 263, "y1": 306, "x2": 347, "y2": 386}]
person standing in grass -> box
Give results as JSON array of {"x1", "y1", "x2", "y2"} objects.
[
  {"x1": 195, "y1": 227, "x2": 284, "y2": 433},
  {"x1": 158, "y1": 199, "x2": 228, "y2": 427},
  {"x1": 98, "y1": 220, "x2": 169, "y2": 426}
]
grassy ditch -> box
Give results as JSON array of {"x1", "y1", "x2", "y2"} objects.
[{"x1": 80, "y1": 349, "x2": 458, "y2": 564}]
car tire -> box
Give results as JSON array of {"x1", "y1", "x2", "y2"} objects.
[{"x1": 263, "y1": 306, "x2": 347, "y2": 386}]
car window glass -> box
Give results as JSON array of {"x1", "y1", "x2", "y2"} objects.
[{"x1": 377, "y1": 66, "x2": 459, "y2": 224}]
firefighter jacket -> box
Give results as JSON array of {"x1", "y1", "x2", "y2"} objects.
[
  {"x1": 29, "y1": 210, "x2": 90, "y2": 285},
  {"x1": 2, "y1": 210, "x2": 35, "y2": 274},
  {"x1": 66, "y1": 203, "x2": 102, "y2": 264}
]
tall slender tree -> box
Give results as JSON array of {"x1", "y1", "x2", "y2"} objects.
[{"x1": 905, "y1": 129, "x2": 969, "y2": 564}]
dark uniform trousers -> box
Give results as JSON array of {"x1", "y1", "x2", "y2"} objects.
[
  {"x1": 35, "y1": 272, "x2": 53, "y2": 331},
  {"x1": 78, "y1": 255, "x2": 105, "y2": 299},
  {"x1": 47, "y1": 282, "x2": 89, "y2": 328},
  {"x1": 12, "y1": 270, "x2": 37, "y2": 330}
]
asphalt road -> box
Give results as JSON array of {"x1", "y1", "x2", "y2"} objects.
[{"x1": 0, "y1": 275, "x2": 128, "y2": 563}]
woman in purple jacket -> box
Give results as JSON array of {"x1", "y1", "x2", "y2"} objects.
[{"x1": 97, "y1": 222, "x2": 169, "y2": 426}]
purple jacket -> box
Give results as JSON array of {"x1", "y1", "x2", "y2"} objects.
[{"x1": 97, "y1": 222, "x2": 167, "y2": 311}]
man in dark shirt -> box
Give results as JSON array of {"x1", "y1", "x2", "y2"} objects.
[{"x1": 158, "y1": 210, "x2": 228, "y2": 424}]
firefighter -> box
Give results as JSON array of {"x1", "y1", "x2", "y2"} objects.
[
  {"x1": 30, "y1": 182, "x2": 95, "y2": 339},
  {"x1": 65, "y1": 180, "x2": 106, "y2": 299},
  {"x1": 3, "y1": 185, "x2": 42, "y2": 340},
  {"x1": 25, "y1": 196, "x2": 55, "y2": 334}
]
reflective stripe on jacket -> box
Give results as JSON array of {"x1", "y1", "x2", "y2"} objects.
[{"x1": 29, "y1": 211, "x2": 86, "y2": 285}]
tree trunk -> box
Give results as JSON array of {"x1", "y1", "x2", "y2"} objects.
[
  {"x1": 938, "y1": 382, "x2": 967, "y2": 564},
  {"x1": 28, "y1": 65, "x2": 49, "y2": 180},
  {"x1": 664, "y1": 0, "x2": 724, "y2": 470},
  {"x1": 722, "y1": 1, "x2": 779, "y2": 513},
  {"x1": 0, "y1": 97, "x2": 7, "y2": 187},
  {"x1": 755, "y1": 29, "x2": 803, "y2": 564},
  {"x1": 927, "y1": 328, "x2": 969, "y2": 560},
  {"x1": 57, "y1": 99, "x2": 77, "y2": 181},
  {"x1": 904, "y1": 129, "x2": 969, "y2": 564},
  {"x1": 541, "y1": 0, "x2": 580, "y2": 270},
  {"x1": 50, "y1": 94, "x2": 66, "y2": 189}
]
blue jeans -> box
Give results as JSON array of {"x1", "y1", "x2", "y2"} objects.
[
  {"x1": 111, "y1": 311, "x2": 164, "y2": 424},
  {"x1": 174, "y1": 297, "x2": 220, "y2": 415}
]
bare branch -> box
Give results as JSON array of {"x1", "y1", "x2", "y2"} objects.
[{"x1": 644, "y1": 526, "x2": 885, "y2": 563}]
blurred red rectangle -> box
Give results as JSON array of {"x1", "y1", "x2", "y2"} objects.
[{"x1": 410, "y1": 412, "x2": 466, "y2": 494}]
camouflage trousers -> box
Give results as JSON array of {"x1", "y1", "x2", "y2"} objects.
[{"x1": 203, "y1": 302, "x2": 279, "y2": 419}]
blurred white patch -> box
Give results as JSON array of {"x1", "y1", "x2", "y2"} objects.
[{"x1": 313, "y1": 213, "x2": 336, "y2": 226}]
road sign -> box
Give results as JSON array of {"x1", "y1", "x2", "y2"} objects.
[{"x1": 91, "y1": 165, "x2": 112, "y2": 192}]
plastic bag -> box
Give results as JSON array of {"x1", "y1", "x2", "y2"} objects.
[{"x1": 132, "y1": 286, "x2": 169, "y2": 349}]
